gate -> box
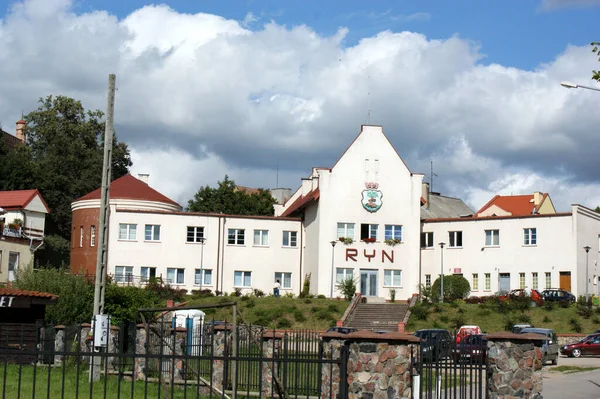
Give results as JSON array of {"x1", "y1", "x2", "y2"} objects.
[{"x1": 415, "y1": 332, "x2": 488, "y2": 399}]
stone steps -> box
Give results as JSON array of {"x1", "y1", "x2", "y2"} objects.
[{"x1": 344, "y1": 302, "x2": 409, "y2": 332}]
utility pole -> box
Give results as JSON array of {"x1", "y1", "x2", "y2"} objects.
[{"x1": 90, "y1": 74, "x2": 116, "y2": 382}]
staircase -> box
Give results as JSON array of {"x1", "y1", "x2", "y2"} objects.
[{"x1": 344, "y1": 302, "x2": 410, "y2": 332}]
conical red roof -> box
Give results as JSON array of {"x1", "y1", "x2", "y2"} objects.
[{"x1": 75, "y1": 174, "x2": 181, "y2": 208}]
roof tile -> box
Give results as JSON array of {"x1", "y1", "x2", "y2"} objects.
[
  {"x1": 0, "y1": 288, "x2": 58, "y2": 299},
  {"x1": 0, "y1": 189, "x2": 49, "y2": 213}
]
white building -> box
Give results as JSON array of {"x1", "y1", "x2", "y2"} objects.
[{"x1": 70, "y1": 125, "x2": 600, "y2": 299}]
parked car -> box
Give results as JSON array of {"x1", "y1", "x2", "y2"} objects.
[
  {"x1": 414, "y1": 329, "x2": 453, "y2": 362},
  {"x1": 560, "y1": 333, "x2": 600, "y2": 358},
  {"x1": 511, "y1": 324, "x2": 534, "y2": 334},
  {"x1": 326, "y1": 326, "x2": 358, "y2": 334},
  {"x1": 456, "y1": 325, "x2": 482, "y2": 344},
  {"x1": 540, "y1": 289, "x2": 575, "y2": 304},
  {"x1": 452, "y1": 334, "x2": 488, "y2": 364},
  {"x1": 519, "y1": 328, "x2": 559, "y2": 365}
]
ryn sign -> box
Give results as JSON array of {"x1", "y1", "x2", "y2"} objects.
[
  {"x1": 345, "y1": 248, "x2": 395, "y2": 263},
  {"x1": 0, "y1": 296, "x2": 33, "y2": 308},
  {"x1": 0, "y1": 296, "x2": 15, "y2": 308}
]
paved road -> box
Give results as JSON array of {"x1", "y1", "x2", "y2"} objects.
[{"x1": 543, "y1": 355, "x2": 600, "y2": 399}]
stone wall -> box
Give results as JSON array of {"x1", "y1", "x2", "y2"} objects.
[
  {"x1": 557, "y1": 334, "x2": 585, "y2": 346},
  {"x1": 486, "y1": 332, "x2": 546, "y2": 399}
]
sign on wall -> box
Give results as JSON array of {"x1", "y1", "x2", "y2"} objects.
[{"x1": 361, "y1": 182, "x2": 383, "y2": 213}]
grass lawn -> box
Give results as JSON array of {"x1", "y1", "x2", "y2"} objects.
[
  {"x1": 549, "y1": 366, "x2": 600, "y2": 374},
  {"x1": 407, "y1": 301, "x2": 600, "y2": 334},
  {"x1": 185, "y1": 295, "x2": 349, "y2": 330}
]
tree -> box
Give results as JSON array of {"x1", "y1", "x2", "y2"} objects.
[
  {"x1": 595, "y1": 206, "x2": 600, "y2": 213},
  {"x1": 0, "y1": 95, "x2": 133, "y2": 265},
  {"x1": 187, "y1": 175, "x2": 277, "y2": 216},
  {"x1": 592, "y1": 42, "x2": 600, "y2": 82},
  {"x1": 431, "y1": 275, "x2": 471, "y2": 302}
]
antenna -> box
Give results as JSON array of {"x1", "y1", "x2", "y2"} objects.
[
  {"x1": 276, "y1": 160, "x2": 279, "y2": 188},
  {"x1": 429, "y1": 159, "x2": 438, "y2": 192},
  {"x1": 365, "y1": 73, "x2": 371, "y2": 124}
]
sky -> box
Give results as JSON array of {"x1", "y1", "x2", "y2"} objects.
[{"x1": 1, "y1": 0, "x2": 600, "y2": 212}]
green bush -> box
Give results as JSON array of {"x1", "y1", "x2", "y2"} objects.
[
  {"x1": 431, "y1": 275, "x2": 471, "y2": 302},
  {"x1": 245, "y1": 299, "x2": 256, "y2": 308},
  {"x1": 15, "y1": 268, "x2": 93, "y2": 325},
  {"x1": 451, "y1": 315, "x2": 466, "y2": 330},
  {"x1": 439, "y1": 315, "x2": 449, "y2": 323},
  {"x1": 517, "y1": 314, "x2": 532, "y2": 324},
  {"x1": 317, "y1": 294, "x2": 326, "y2": 299},
  {"x1": 336, "y1": 277, "x2": 358, "y2": 301},
  {"x1": 543, "y1": 315, "x2": 551, "y2": 323},
  {"x1": 104, "y1": 284, "x2": 159, "y2": 324},
  {"x1": 570, "y1": 318, "x2": 582, "y2": 333},
  {"x1": 543, "y1": 301, "x2": 556, "y2": 311},
  {"x1": 503, "y1": 316, "x2": 516, "y2": 332},
  {"x1": 577, "y1": 305, "x2": 592, "y2": 319},
  {"x1": 276, "y1": 318, "x2": 293, "y2": 329},
  {"x1": 411, "y1": 304, "x2": 430, "y2": 321},
  {"x1": 293, "y1": 310, "x2": 306, "y2": 322},
  {"x1": 299, "y1": 275, "x2": 311, "y2": 298}
]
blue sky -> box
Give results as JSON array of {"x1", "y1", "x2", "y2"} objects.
[
  {"x1": 60, "y1": 0, "x2": 600, "y2": 70},
  {"x1": 1, "y1": 0, "x2": 600, "y2": 209}
]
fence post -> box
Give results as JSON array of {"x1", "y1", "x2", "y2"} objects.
[
  {"x1": 486, "y1": 332, "x2": 546, "y2": 399},
  {"x1": 321, "y1": 335, "x2": 346, "y2": 399},
  {"x1": 211, "y1": 324, "x2": 227, "y2": 392},
  {"x1": 261, "y1": 331, "x2": 283, "y2": 397},
  {"x1": 134, "y1": 324, "x2": 148, "y2": 381},
  {"x1": 54, "y1": 325, "x2": 65, "y2": 366}
]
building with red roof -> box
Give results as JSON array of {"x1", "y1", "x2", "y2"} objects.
[
  {"x1": 0, "y1": 189, "x2": 49, "y2": 284},
  {"x1": 476, "y1": 192, "x2": 556, "y2": 217}
]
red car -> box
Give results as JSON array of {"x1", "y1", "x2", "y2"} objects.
[
  {"x1": 499, "y1": 289, "x2": 544, "y2": 306},
  {"x1": 560, "y1": 333, "x2": 600, "y2": 358}
]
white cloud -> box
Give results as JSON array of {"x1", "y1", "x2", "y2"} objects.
[
  {"x1": 1, "y1": 0, "x2": 600, "y2": 211},
  {"x1": 539, "y1": 0, "x2": 600, "y2": 10}
]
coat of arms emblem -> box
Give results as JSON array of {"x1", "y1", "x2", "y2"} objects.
[{"x1": 361, "y1": 182, "x2": 383, "y2": 213}]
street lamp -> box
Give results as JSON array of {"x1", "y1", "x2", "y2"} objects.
[
  {"x1": 560, "y1": 81, "x2": 600, "y2": 92},
  {"x1": 330, "y1": 241, "x2": 338, "y2": 299},
  {"x1": 584, "y1": 246, "x2": 591, "y2": 302},
  {"x1": 439, "y1": 242, "x2": 446, "y2": 303},
  {"x1": 199, "y1": 237, "x2": 206, "y2": 291}
]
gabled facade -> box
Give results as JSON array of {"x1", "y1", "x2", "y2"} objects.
[{"x1": 0, "y1": 189, "x2": 49, "y2": 283}]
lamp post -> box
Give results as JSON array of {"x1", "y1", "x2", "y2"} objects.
[
  {"x1": 584, "y1": 246, "x2": 591, "y2": 302},
  {"x1": 439, "y1": 242, "x2": 446, "y2": 303},
  {"x1": 560, "y1": 81, "x2": 600, "y2": 92},
  {"x1": 199, "y1": 237, "x2": 206, "y2": 291},
  {"x1": 330, "y1": 241, "x2": 337, "y2": 299}
]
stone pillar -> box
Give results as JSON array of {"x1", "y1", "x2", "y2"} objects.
[
  {"x1": 261, "y1": 331, "x2": 283, "y2": 397},
  {"x1": 486, "y1": 332, "x2": 546, "y2": 399},
  {"x1": 106, "y1": 325, "x2": 120, "y2": 372},
  {"x1": 321, "y1": 336, "x2": 345, "y2": 399},
  {"x1": 211, "y1": 325, "x2": 227, "y2": 391},
  {"x1": 79, "y1": 323, "x2": 92, "y2": 365},
  {"x1": 134, "y1": 324, "x2": 148, "y2": 381},
  {"x1": 54, "y1": 325, "x2": 65, "y2": 366},
  {"x1": 172, "y1": 327, "x2": 187, "y2": 381}
]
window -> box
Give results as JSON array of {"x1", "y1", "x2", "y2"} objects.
[
  {"x1": 383, "y1": 270, "x2": 402, "y2": 287},
  {"x1": 384, "y1": 225, "x2": 402, "y2": 242},
  {"x1": 254, "y1": 230, "x2": 269, "y2": 246},
  {"x1": 274, "y1": 272, "x2": 292, "y2": 289},
  {"x1": 195, "y1": 269, "x2": 213, "y2": 286},
  {"x1": 234, "y1": 271, "x2": 252, "y2": 287},
  {"x1": 90, "y1": 225, "x2": 96, "y2": 247},
  {"x1": 421, "y1": 232, "x2": 434, "y2": 248},
  {"x1": 115, "y1": 266, "x2": 133, "y2": 283},
  {"x1": 523, "y1": 228, "x2": 537, "y2": 246},
  {"x1": 485, "y1": 273, "x2": 491, "y2": 290},
  {"x1": 228, "y1": 229, "x2": 245, "y2": 245},
  {"x1": 532, "y1": 272, "x2": 538, "y2": 290},
  {"x1": 167, "y1": 268, "x2": 185, "y2": 285},
  {"x1": 519, "y1": 273, "x2": 525, "y2": 289},
  {"x1": 545, "y1": 272, "x2": 551, "y2": 289},
  {"x1": 119, "y1": 224, "x2": 137, "y2": 241},
  {"x1": 145, "y1": 224, "x2": 161, "y2": 241},
  {"x1": 361, "y1": 224, "x2": 378, "y2": 240},
  {"x1": 187, "y1": 226, "x2": 205, "y2": 243},
  {"x1": 79, "y1": 226, "x2": 83, "y2": 247},
  {"x1": 282, "y1": 231, "x2": 298, "y2": 247},
  {"x1": 141, "y1": 267, "x2": 156, "y2": 282},
  {"x1": 425, "y1": 274, "x2": 431, "y2": 289},
  {"x1": 337, "y1": 223, "x2": 355, "y2": 240},
  {"x1": 336, "y1": 268, "x2": 353, "y2": 284},
  {"x1": 472, "y1": 274, "x2": 479, "y2": 290},
  {"x1": 485, "y1": 230, "x2": 499, "y2": 246},
  {"x1": 449, "y1": 231, "x2": 463, "y2": 248}
]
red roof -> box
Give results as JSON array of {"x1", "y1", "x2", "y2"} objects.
[
  {"x1": 0, "y1": 189, "x2": 50, "y2": 213},
  {"x1": 477, "y1": 193, "x2": 548, "y2": 216},
  {"x1": 280, "y1": 188, "x2": 320, "y2": 217},
  {"x1": 0, "y1": 287, "x2": 58, "y2": 299},
  {"x1": 75, "y1": 174, "x2": 181, "y2": 207}
]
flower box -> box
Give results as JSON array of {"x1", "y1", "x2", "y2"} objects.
[
  {"x1": 362, "y1": 237, "x2": 376, "y2": 243},
  {"x1": 384, "y1": 238, "x2": 402, "y2": 246},
  {"x1": 338, "y1": 237, "x2": 354, "y2": 245}
]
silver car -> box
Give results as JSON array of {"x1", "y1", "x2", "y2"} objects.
[{"x1": 519, "y1": 327, "x2": 558, "y2": 365}]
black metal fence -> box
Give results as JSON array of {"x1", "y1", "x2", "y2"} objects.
[
  {"x1": 0, "y1": 320, "x2": 343, "y2": 399},
  {"x1": 415, "y1": 332, "x2": 488, "y2": 399}
]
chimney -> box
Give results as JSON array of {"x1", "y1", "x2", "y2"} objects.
[
  {"x1": 15, "y1": 119, "x2": 27, "y2": 143},
  {"x1": 138, "y1": 173, "x2": 149, "y2": 184},
  {"x1": 533, "y1": 191, "x2": 543, "y2": 207},
  {"x1": 421, "y1": 182, "x2": 430, "y2": 209}
]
